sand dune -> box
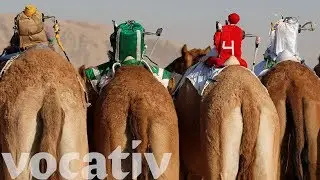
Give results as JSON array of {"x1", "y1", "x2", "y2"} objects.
[{"x1": 0, "y1": 14, "x2": 182, "y2": 68}]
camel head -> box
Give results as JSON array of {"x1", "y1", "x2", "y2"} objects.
[
  {"x1": 165, "y1": 44, "x2": 210, "y2": 95},
  {"x1": 165, "y1": 44, "x2": 211, "y2": 75}
]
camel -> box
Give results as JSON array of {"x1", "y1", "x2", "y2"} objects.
[
  {"x1": 313, "y1": 56, "x2": 320, "y2": 78},
  {"x1": 0, "y1": 48, "x2": 89, "y2": 179},
  {"x1": 78, "y1": 65, "x2": 99, "y2": 153},
  {"x1": 80, "y1": 64, "x2": 180, "y2": 180},
  {"x1": 261, "y1": 60, "x2": 320, "y2": 180},
  {"x1": 166, "y1": 44, "x2": 280, "y2": 179}
]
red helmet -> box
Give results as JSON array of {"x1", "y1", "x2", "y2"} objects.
[{"x1": 228, "y1": 13, "x2": 240, "y2": 24}]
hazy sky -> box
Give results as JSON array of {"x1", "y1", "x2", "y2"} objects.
[{"x1": 1, "y1": 0, "x2": 320, "y2": 67}]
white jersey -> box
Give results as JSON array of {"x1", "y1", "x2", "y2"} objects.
[
  {"x1": 274, "y1": 18, "x2": 300, "y2": 60},
  {"x1": 255, "y1": 17, "x2": 302, "y2": 77}
]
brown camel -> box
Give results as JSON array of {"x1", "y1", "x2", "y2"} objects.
[
  {"x1": 261, "y1": 60, "x2": 320, "y2": 180},
  {"x1": 80, "y1": 65, "x2": 180, "y2": 180},
  {"x1": 167, "y1": 44, "x2": 280, "y2": 179},
  {"x1": 78, "y1": 65, "x2": 99, "y2": 153},
  {"x1": 313, "y1": 55, "x2": 320, "y2": 78},
  {"x1": 0, "y1": 48, "x2": 89, "y2": 179}
]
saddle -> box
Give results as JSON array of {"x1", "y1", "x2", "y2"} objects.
[
  {"x1": 170, "y1": 53, "x2": 238, "y2": 97},
  {"x1": 0, "y1": 49, "x2": 21, "y2": 79},
  {"x1": 84, "y1": 56, "x2": 172, "y2": 93},
  {"x1": 0, "y1": 44, "x2": 52, "y2": 79}
]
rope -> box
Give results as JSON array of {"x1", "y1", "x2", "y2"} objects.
[
  {"x1": 144, "y1": 55, "x2": 158, "y2": 66},
  {"x1": 53, "y1": 19, "x2": 71, "y2": 62},
  {"x1": 140, "y1": 59, "x2": 153, "y2": 73},
  {"x1": 111, "y1": 57, "x2": 154, "y2": 77},
  {"x1": 149, "y1": 36, "x2": 160, "y2": 58},
  {"x1": 111, "y1": 62, "x2": 121, "y2": 76},
  {"x1": 0, "y1": 53, "x2": 20, "y2": 79},
  {"x1": 0, "y1": 60, "x2": 14, "y2": 79},
  {"x1": 77, "y1": 76, "x2": 91, "y2": 108}
]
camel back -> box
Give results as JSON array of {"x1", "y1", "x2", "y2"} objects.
[{"x1": 84, "y1": 59, "x2": 172, "y2": 93}]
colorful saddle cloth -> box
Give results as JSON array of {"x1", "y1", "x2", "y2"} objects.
[
  {"x1": 173, "y1": 60, "x2": 225, "y2": 96},
  {"x1": 84, "y1": 57, "x2": 172, "y2": 93}
]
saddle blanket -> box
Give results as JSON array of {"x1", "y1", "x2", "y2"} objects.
[
  {"x1": 173, "y1": 61, "x2": 225, "y2": 96},
  {"x1": 254, "y1": 60, "x2": 273, "y2": 77},
  {"x1": 85, "y1": 60, "x2": 172, "y2": 93},
  {"x1": 0, "y1": 53, "x2": 21, "y2": 79},
  {"x1": 254, "y1": 58, "x2": 308, "y2": 77}
]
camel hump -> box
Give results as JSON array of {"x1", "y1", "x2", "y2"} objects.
[
  {"x1": 224, "y1": 55, "x2": 240, "y2": 66},
  {"x1": 39, "y1": 88, "x2": 65, "y2": 174}
]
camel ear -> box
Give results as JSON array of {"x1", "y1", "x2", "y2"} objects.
[
  {"x1": 182, "y1": 44, "x2": 188, "y2": 55},
  {"x1": 318, "y1": 55, "x2": 320, "y2": 62},
  {"x1": 203, "y1": 46, "x2": 211, "y2": 55}
]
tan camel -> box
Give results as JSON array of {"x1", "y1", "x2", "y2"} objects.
[
  {"x1": 167, "y1": 44, "x2": 280, "y2": 180},
  {"x1": 313, "y1": 56, "x2": 320, "y2": 78},
  {"x1": 0, "y1": 48, "x2": 89, "y2": 179},
  {"x1": 80, "y1": 65, "x2": 180, "y2": 180},
  {"x1": 261, "y1": 60, "x2": 320, "y2": 180}
]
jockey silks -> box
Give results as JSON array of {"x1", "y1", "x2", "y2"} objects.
[
  {"x1": 14, "y1": 10, "x2": 49, "y2": 50},
  {"x1": 206, "y1": 25, "x2": 247, "y2": 68}
]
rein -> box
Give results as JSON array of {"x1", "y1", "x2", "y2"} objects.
[{"x1": 111, "y1": 58, "x2": 153, "y2": 76}]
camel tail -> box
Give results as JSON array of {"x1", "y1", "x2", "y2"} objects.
[
  {"x1": 236, "y1": 98, "x2": 261, "y2": 179},
  {"x1": 130, "y1": 103, "x2": 179, "y2": 179},
  {"x1": 287, "y1": 96, "x2": 305, "y2": 179},
  {"x1": 39, "y1": 88, "x2": 65, "y2": 177},
  {"x1": 129, "y1": 104, "x2": 151, "y2": 179}
]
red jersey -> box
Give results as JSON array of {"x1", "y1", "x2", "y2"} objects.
[{"x1": 207, "y1": 25, "x2": 247, "y2": 68}]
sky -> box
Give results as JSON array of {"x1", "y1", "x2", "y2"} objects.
[{"x1": 1, "y1": 0, "x2": 320, "y2": 67}]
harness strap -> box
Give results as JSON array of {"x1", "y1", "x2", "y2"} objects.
[
  {"x1": 111, "y1": 57, "x2": 154, "y2": 77},
  {"x1": 0, "y1": 60, "x2": 14, "y2": 79},
  {"x1": 76, "y1": 76, "x2": 91, "y2": 108}
]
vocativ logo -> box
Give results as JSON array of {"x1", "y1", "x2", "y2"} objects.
[{"x1": 2, "y1": 140, "x2": 172, "y2": 179}]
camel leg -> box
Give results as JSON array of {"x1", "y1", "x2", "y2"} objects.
[
  {"x1": 105, "y1": 118, "x2": 130, "y2": 180},
  {"x1": 148, "y1": 120, "x2": 179, "y2": 180},
  {"x1": 94, "y1": 94, "x2": 131, "y2": 180},
  {"x1": 58, "y1": 101, "x2": 88, "y2": 180},
  {"x1": 204, "y1": 107, "x2": 243, "y2": 179},
  {"x1": 275, "y1": 100, "x2": 287, "y2": 147},
  {"x1": 129, "y1": 112, "x2": 149, "y2": 180},
  {"x1": 289, "y1": 97, "x2": 305, "y2": 179},
  {"x1": 176, "y1": 80, "x2": 203, "y2": 179},
  {"x1": 304, "y1": 100, "x2": 320, "y2": 180},
  {"x1": 2, "y1": 103, "x2": 39, "y2": 180},
  {"x1": 253, "y1": 107, "x2": 280, "y2": 180},
  {"x1": 274, "y1": 100, "x2": 286, "y2": 178}
]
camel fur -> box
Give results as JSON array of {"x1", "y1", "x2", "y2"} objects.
[
  {"x1": 83, "y1": 65, "x2": 180, "y2": 180},
  {"x1": 0, "y1": 48, "x2": 89, "y2": 179},
  {"x1": 261, "y1": 60, "x2": 320, "y2": 180},
  {"x1": 168, "y1": 44, "x2": 280, "y2": 180}
]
